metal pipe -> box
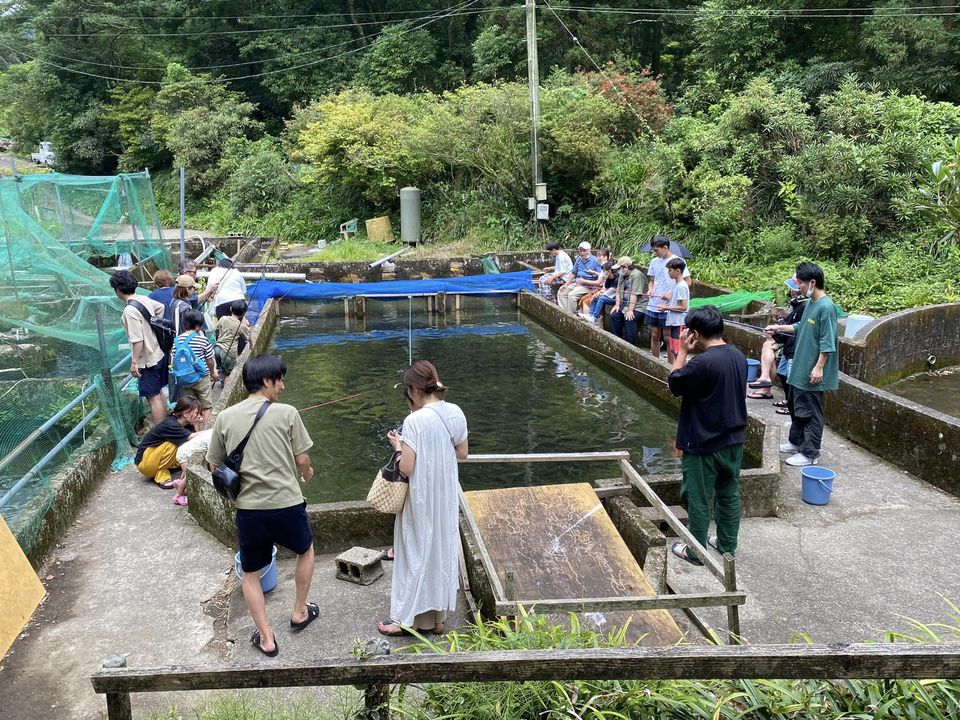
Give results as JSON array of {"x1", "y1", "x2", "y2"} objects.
[
  {"x1": 369, "y1": 247, "x2": 410, "y2": 268},
  {"x1": 0, "y1": 406, "x2": 100, "y2": 509},
  {"x1": 193, "y1": 243, "x2": 217, "y2": 265},
  {"x1": 0, "y1": 354, "x2": 130, "y2": 476},
  {"x1": 196, "y1": 270, "x2": 306, "y2": 281}
]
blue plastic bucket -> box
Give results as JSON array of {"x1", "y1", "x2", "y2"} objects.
[
  {"x1": 746, "y1": 359, "x2": 761, "y2": 382},
  {"x1": 801, "y1": 467, "x2": 836, "y2": 506},
  {"x1": 235, "y1": 546, "x2": 278, "y2": 593}
]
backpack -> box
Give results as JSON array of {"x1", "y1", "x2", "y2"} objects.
[
  {"x1": 127, "y1": 299, "x2": 176, "y2": 355},
  {"x1": 170, "y1": 332, "x2": 207, "y2": 386}
]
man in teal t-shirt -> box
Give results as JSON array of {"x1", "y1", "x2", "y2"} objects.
[{"x1": 764, "y1": 262, "x2": 839, "y2": 467}]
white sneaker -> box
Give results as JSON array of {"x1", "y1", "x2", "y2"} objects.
[
  {"x1": 785, "y1": 452, "x2": 818, "y2": 467},
  {"x1": 779, "y1": 442, "x2": 799, "y2": 454}
]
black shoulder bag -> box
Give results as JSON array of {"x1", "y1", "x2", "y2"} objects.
[
  {"x1": 127, "y1": 298, "x2": 176, "y2": 355},
  {"x1": 212, "y1": 401, "x2": 271, "y2": 502}
]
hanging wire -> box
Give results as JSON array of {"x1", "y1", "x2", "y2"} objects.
[{"x1": 408, "y1": 296, "x2": 414, "y2": 367}]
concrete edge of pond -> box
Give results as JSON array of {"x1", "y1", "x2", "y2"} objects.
[
  {"x1": 11, "y1": 424, "x2": 116, "y2": 567},
  {"x1": 721, "y1": 315, "x2": 960, "y2": 498}
]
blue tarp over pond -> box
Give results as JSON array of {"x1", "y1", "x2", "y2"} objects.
[{"x1": 247, "y1": 270, "x2": 535, "y2": 322}]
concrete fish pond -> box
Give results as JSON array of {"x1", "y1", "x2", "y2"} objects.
[{"x1": 272, "y1": 296, "x2": 687, "y2": 504}]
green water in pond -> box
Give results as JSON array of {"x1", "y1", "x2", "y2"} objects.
[
  {"x1": 272, "y1": 297, "x2": 680, "y2": 504},
  {"x1": 884, "y1": 365, "x2": 960, "y2": 419}
]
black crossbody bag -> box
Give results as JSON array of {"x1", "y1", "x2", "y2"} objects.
[{"x1": 212, "y1": 401, "x2": 271, "y2": 502}]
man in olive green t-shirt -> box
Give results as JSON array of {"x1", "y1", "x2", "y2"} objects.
[
  {"x1": 609, "y1": 256, "x2": 649, "y2": 345},
  {"x1": 764, "y1": 262, "x2": 839, "y2": 467},
  {"x1": 207, "y1": 355, "x2": 317, "y2": 657}
]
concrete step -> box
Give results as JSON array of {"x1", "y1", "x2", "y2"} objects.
[{"x1": 638, "y1": 505, "x2": 689, "y2": 532}]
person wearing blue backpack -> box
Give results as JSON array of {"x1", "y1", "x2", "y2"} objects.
[{"x1": 171, "y1": 310, "x2": 219, "y2": 429}]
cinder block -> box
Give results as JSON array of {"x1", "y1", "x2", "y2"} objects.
[{"x1": 335, "y1": 546, "x2": 384, "y2": 586}]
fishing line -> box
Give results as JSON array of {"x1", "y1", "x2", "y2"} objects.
[
  {"x1": 296, "y1": 389, "x2": 378, "y2": 414},
  {"x1": 408, "y1": 295, "x2": 414, "y2": 367}
]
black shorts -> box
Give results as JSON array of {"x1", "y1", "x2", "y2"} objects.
[
  {"x1": 215, "y1": 301, "x2": 235, "y2": 319},
  {"x1": 138, "y1": 362, "x2": 168, "y2": 398},
  {"x1": 669, "y1": 325, "x2": 682, "y2": 339},
  {"x1": 236, "y1": 501, "x2": 313, "y2": 572}
]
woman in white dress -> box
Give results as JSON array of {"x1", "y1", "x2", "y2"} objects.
[{"x1": 378, "y1": 360, "x2": 468, "y2": 636}]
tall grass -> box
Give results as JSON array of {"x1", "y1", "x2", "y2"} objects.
[{"x1": 392, "y1": 603, "x2": 960, "y2": 720}]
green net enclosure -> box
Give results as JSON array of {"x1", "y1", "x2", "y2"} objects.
[{"x1": 0, "y1": 171, "x2": 172, "y2": 553}]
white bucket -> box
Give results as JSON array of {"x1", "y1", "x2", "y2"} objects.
[{"x1": 843, "y1": 314, "x2": 874, "y2": 338}]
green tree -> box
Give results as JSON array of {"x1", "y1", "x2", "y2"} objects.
[
  {"x1": 355, "y1": 24, "x2": 437, "y2": 95},
  {"x1": 0, "y1": 62, "x2": 61, "y2": 150},
  {"x1": 151, "y1": 64, "x2": 263, "y2": 194}
]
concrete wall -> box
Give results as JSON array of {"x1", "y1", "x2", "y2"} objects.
[
  {"x1": 840, "y1": 303, "x2": 960, "y2": 385},
  {"x1": 645, "y1": 299, "x2": 960, "y2": 496},
  {"x1": 518, "y1": 293, "x2": 782, "y2": 517},
  {"x1": 12, "y1": 427, "x2": 116, "y2": 567}
]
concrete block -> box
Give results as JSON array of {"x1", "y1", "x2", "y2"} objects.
[
  {"x1": 335, "y1": 546, "x2": 384, "y2": 586},
  {"x1": 638, "y1": 504, "x2": 688, "y2": 531}
]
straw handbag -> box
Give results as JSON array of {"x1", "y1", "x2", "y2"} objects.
[{"x1": 367, "y1": 450, "x2": 409, "y2": 513}]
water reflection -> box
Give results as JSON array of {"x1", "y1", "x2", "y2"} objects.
[{"x1": 884, "y1": 365, "x2": 960, "y2": 419}]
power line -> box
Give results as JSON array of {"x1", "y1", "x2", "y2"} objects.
[
  {"x1": 37, "y1": 7, "x2": 503, "y2": 38},
  {"x1": 0, "y1": 0, "x2": 482, "y2": 85},
  {"x1": 559, "y1": 4, "x2": 960, "y2": 18},
  {"x1": 17, "y1": 5, "x2": 514, "y2": 21}
]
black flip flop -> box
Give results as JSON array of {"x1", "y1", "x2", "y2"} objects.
[
  {"x1": 381, "y1": 549, "x2": 394, "y2": 562},
  {"x1": 251, "y1": 629, "x2": 279, "y2": 657},
  {"x1": 749, "y1": 380, "x2": 773, "y2": 389},
  {"x1": 776, "y1": 407, "x2": 791, "y2": 415},
  {"x1": 290, "y1": 602, "x2": 319, "y2": 632},
  {"x1": 773, "y1": 400, "x2": 788, "y2": 408},
  {"x1": 747, "y1": 391, "x2": 773, "y2": 400}
]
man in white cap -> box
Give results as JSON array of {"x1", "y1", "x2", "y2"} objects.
[{"x1": 557, "y1": 241, "x2": 602, "y2": 314}]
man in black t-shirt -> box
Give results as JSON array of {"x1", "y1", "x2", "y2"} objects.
[{"x1": 666, "y1": 306, "x2": 748, "y2": 565}]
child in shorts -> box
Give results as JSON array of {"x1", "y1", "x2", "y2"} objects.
[{"x1": 657, "y1": 258, "x2": 690, "y2": 364}]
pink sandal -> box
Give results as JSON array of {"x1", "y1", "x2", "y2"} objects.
[{"x1": 172, "y1": 495, "x2": 188, "y2": 506}]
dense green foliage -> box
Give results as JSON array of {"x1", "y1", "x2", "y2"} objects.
[{"x1": 3, "y1": 1, "x2": 960, "y2": 311}]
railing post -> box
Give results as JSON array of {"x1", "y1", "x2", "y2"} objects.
[
  {"x1": 723, "y1": 554, "x2": 741, "y2": 644},
  {"x1": 364, "y1": 683, "x2": 390, "y2": 719},
  {"x1": 105, "y1": 693, "x2": 132, "y2": 720}
]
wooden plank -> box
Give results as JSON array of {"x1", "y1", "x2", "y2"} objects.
[
  {"x1": 464, "y1": 483, "x2": 682, "y2": 646},
  {"x1": 495, "y1": 591, "x2": 745, "y2": 615},
  {"x1": 91, "y1": 644, "x2": 960, "y2": 693},
  {"x1": 458, "y1": 488, "x2": 506, "y2": 601},
  {"x1": 462, "y1": 451, "x2": 630, "y2": 464},
  {"x1": 0, "y1": 516, "x2": 46, "y2": 658},
  {"x1": 620, "y1": 460, "x2": 725, "y2": 582}
]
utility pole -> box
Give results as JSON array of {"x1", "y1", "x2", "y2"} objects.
[{"x1": 525, "y1": 0, "x2": 544, "y2": 215}]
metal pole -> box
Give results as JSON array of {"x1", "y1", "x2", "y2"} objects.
[
  {"x1": 95, "y1": 311, "x2": 115, "y2": 395},
  {"x1": 179, "y1": 166, "x2": 186, "y2": 271},
  {"x1": 525, "y1": 0, "x2": 542, "y2": 201},
  {"x1": 143, "y1": 168, "x2": 168, "y2": 250},
  {"x1": 53, "y1": 184, "x2": 70, "y2": 244},
  {"x1": 123, "y1": 177, "x2": 141, "y2": 265},
  {"x1": 0, "y1": 165, "x2": 21, "y2": 300}
]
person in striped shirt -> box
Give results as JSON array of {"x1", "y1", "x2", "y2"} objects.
[{"x1": 172, "y1": 310, "x2": 219, "y2": 428}]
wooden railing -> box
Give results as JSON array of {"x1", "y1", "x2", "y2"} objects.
[{"x1": 91, "y1": 643, "x2": 960, "y2": 719}]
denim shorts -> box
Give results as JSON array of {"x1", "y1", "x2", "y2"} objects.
[
  {"x1": 645, "y1": 310, "x2": 667, "y2": 328},
  {"x1": 236, "y1": 501, "x2": 313, "y2": 572}
]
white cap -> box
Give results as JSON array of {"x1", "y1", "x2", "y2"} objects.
[{"x1": 577, "y1": 241, "x2": 592, "y2": 251}]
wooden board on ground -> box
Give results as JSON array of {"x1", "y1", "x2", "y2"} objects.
[
  {"x1": 464, "y1": 483, "x2": 682, "y2": 646},
  {"x1": 0, "y1": 516, "x2": 46, "y2": 658}
]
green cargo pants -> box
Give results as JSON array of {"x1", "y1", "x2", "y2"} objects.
[{"x1": 679, "y1": 444, "x2": 743, "y2": 565}]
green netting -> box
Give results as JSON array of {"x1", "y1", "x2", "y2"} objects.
[
  {"x1": 0, "y1": 171, "x2": 173, "y2": 553},
  {"x1": 689, "y1": 290, "x2": 774, "y2": 313}
]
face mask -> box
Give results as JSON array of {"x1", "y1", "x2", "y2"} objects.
[{"x1": 803, "y1": 284, "x2": 815, "y2": 299}]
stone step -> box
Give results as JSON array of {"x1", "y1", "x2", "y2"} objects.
[{"x1": 638, "y1": 505, "x2": 689, "y2": 532}]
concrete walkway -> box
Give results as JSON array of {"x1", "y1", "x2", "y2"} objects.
[
  {"x1": 668, "y1": 384, "x2": 960, "y2": 644},
  {"x1": 1, "y1": 388, "x2": 959, "y2": 718}
]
